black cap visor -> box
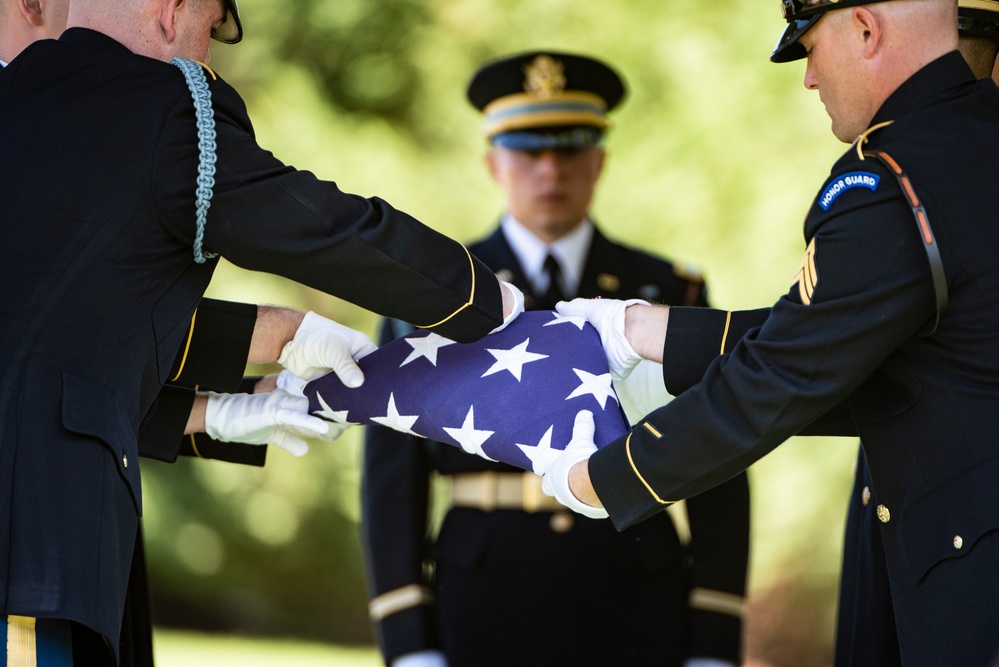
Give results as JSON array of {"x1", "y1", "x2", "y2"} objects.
[
  {"x1": 958, "y1": 6, "x2": 999, "y2": 39},
  {"x1": 771, "y1": 15, "x2": 822, "y2": 63},
  {"x1": 211, "y1": 0, "x2": 243, "y2": 44}
]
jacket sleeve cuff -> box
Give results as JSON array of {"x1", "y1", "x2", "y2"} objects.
[
  {"x1": 663, "y1": 307, "x2": 769, "y2": 395},
  {"x1": 416, "y1": 252, "x2": 504, "y2": 343},
  {"x1": 168, "y1": 299, "x2": 257, "y2": 391},
  {"x1": 138, "y1": 385, "x2": 196, "y2": 462},
  {"x1": 589, "y1": 426, "x2": 674, "y2": 532}
]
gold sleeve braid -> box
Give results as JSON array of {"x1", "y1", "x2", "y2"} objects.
[
  {"x1": 719, "y1": 311, "x2": 733, "y2": 355},
  {"x1": 170, "y1": 309, "x2": 198, "y2": 382},
  {"x1": 624, "y1": 430, "x2": 673, "y2": 507},
  {"x1": 416, "y1": 244, "x2": 477, "y2": 330}
]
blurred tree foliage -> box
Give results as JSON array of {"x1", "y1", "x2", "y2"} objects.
[{"x1": 143, "y1": 0, "x2": 859, "y2": 663}]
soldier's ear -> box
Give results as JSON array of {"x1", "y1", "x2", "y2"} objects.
[
  {"x1": 17, "y1": 0, "x2": 44, "y2": 27},
  {"x1": 852, "y1": 6, "x2": 884, "y2": 60},
  {"x1": 157, "y1": 0, "x2": 185, "y2": 44}
]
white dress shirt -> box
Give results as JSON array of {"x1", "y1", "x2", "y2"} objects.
[{"x1": 499, "y1": 214, "x2": 593, "y2": 299}]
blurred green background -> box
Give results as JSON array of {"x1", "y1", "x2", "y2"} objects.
[{"x1": 142, "y1": 1, "x2": 860, "y2": 665}]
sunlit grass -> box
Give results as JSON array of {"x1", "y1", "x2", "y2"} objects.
[{"x1": 153, "y1": 629, "x2": 382, "y2": 667}]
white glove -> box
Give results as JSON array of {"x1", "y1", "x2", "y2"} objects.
[
  {"x1": 277, "y1": 311, "x2": 377, "y2": 384},
  {"x1": 541, "y1": 410, "x2": 609, "y2": 519},
  {"x1": 204, "y1": 388, "x2": 330, "y2": 456},
  {"x1": 555, "y1": 298, "x2": 649, "y2": 381},
  {"x1": 490, "y1": 281, "x2": 525, "y2": 334},
  {"x1": 391, "y1": 651, "x2": 449, "y2": 667},
  {"x1": 276, "y1": 369, "x2": 352, "y2": 441}
]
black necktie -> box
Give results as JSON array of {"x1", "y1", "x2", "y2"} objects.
[{"x1": 538, "y1": 254, "x2": 566, "y2": 310}]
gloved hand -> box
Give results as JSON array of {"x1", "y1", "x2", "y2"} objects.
[
  {"x1": 204, "y1": 388, "x2": 330, "y2": 456},
  {"x1": 391, "y1": 650, "x2": 449, "y2": 667},
  {"x1": 490, "y1": 281, "x2": 525, "y2": 334},
  {"x1": 277, "y1": 311, "x2": 377, "y2": 384},
  {"x1": 540, "y1": 410, "x2": 609, "y2": 519},
  {"x1": 276, "y1": 369, "x2": 352, "y2": 441},
  {"x1": 555, "y1": 298, "x2": 649, "y2": 381}
]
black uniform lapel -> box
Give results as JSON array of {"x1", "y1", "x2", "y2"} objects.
[{"x1": 579, "y1": 224, "x2": 625, "y2": 299}]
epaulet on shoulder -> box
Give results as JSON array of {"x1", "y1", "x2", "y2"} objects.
[
  {"x1": 195, "y1": 60, "x2": 218, "y2": 81},
  {"x1": 852, "y1": 120, "x2": 894, "y2": 160},
  {"x1": 673, "y1": 262, "x2": 704, "y2": 283}
]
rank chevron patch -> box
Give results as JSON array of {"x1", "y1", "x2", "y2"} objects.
[{"x1": 794, "y1": 238, "x2": 818, "y2": 305}]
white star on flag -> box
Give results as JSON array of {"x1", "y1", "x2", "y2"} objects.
[
  {"x1": 481, "y1": 338, "x2": 548, "y2": 381},
  {"x1": 516, "y1": 425, "x2": 561, "y2": 475},
  {"x1": 443, "y1": 406, "x2": 497, "y2": 461},
  {"x1": 314, "y1": 394, "x2": 355, "y2": 424},
  {"x1": 565, "y1": 368, "x2": 618, "y2": 409},
  {"x1": 544, "y1": 313, "x2": 587, "y2": 330},
  {"x1": 400, "y1": 332, "x2": 455, "y2": 367},
  {"x1": 370, "y1": 393, "x2": 420, "y2": 436}
]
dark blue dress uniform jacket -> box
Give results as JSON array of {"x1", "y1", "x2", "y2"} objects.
[
  {"x1": 0, "y1": 28, "x2": 503, "y2": 660},
  {"x1": 589, "y1": 51, "x2": 999, "y2": 667},
  {"x1": 362, "y1": 226, "x2": 750, "y2": 666}
]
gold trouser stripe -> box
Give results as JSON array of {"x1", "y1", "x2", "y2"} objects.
[
  {"x1": 417, "y1": 244, "x2": 476, "y2": 330},
  {"x1": 719, "y1": 311, "x2": 732, "y2": 355},
  {"x1": 689, "y1": 587, "x2": 746, "y2": 618},
  {"x1": 368, "y1": 584, "x2": 432, "y2": 622},
  {"x1": 624, "y1": 432, "x2": 670, "y2": 506},
  {"x1": 170, "y1": 309, "x2": 199, "y2": 382},
  {"x1": 7, "y1": 615, "x2": 37, "y2": 667}
]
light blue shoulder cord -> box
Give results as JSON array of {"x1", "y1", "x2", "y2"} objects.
[{"x1": 169, "y1": 57, "x2": 218, "y2": 264}]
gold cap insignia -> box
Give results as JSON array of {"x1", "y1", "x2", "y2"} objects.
[{"x1": 524, "y1": 55, "x2": 566, "y2": 99}]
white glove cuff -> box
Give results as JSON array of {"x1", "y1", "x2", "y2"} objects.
[
  {"x1": 204, "y1": 391, "x2": 230, "y2": 442},
  {"x1": 276, "y1": 311, "x2": 323, "y2": 375},
  {"x1": 608, "y1": 298, "x2": 649, "y2": 381},
  {"x1": 490, "y1": 281, "x2": 525, "y2": 334},
  {"x1": 542, "y1": 452, "x2": 609, "y2": 520}
]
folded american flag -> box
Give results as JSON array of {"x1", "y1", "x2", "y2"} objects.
[{"x1": 304, "y1": 311, "x2": 628, "y2": 473}]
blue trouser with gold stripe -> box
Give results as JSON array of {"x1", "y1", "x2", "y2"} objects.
[{"x1": 0, "y1": 616, "x2": 73, "y2": 667}]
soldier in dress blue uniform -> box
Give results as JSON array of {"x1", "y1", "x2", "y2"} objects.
[
  {"x1": 0, "y1": 0, "x2": 522, "y2": 662},
  {"x1": 547, "y1": 2, "x2": 999, "y2": 666},
  {"x1": 835, "y1": 3, "x2": 999, "y2": 665},
  {"x1": 361, "y1": 52, "x2": 750, "y2": 667}
]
